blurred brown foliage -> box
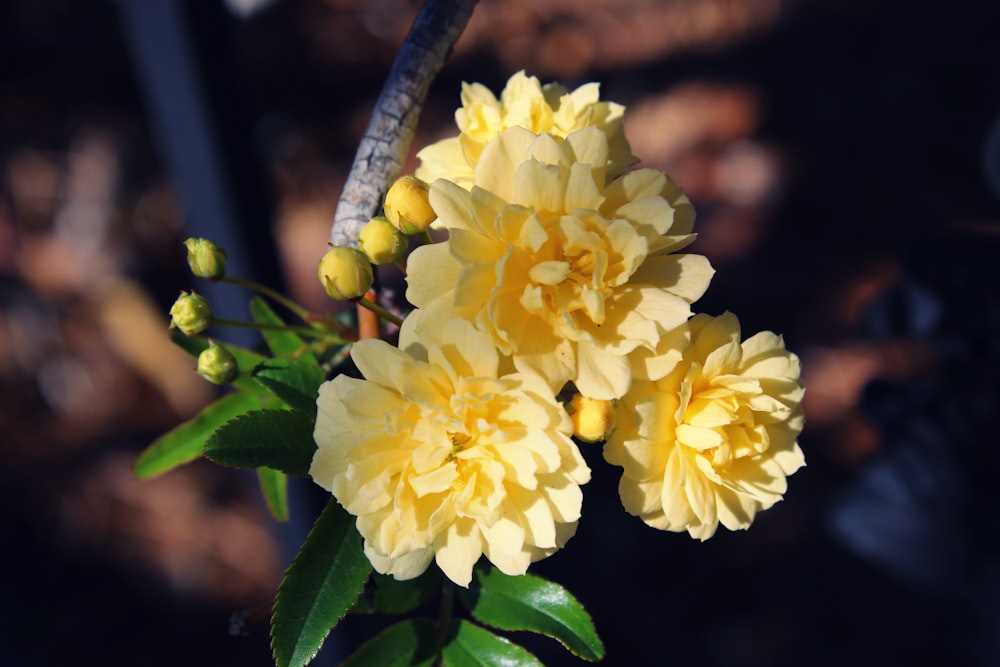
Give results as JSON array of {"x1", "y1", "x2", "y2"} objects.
[{"x1": 3, "y1": 0, "x2": 999, "y2": 665}]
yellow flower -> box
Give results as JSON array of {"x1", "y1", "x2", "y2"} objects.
[
  {"x1": 310, "y1": 316, "x2": 590, "y2": 587},
  {"x1": 415, "y1": 70, "x2": 636, "y2": 189},
  {"x1": 603, "y1": 313, "x2": 806, "y2": 540},
  {"x1": 569, "y1": 395, "x2": 616, "y2": 443},
  {"x1": 359, "y1": 216, "x2": 408, "y2": 265},
  {"x1": 383, "y1": 176, "x2": 437, "y2": 233},
  {"x1": 406, "y1": 126, "x2": 714, "y2": 400},
  {"x1": 317, "y1": 246, "x2": 374, "y2": 301}
]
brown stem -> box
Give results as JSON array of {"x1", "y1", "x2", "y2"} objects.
[
  {"x1": 330, "y1": 0, "x2": 479, "y2": 248},
  {"x1": 357, "y1": 289, "x2": 380, "y2": 340}
]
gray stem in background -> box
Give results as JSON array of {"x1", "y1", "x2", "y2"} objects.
[{"x1": 330, "y1": 0, "x2": 479, "y2": 248}]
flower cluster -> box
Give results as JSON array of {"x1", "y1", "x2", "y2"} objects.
[
  {"x1": 312, "y1": 72, "x2": 805, "y2": 586},
  {"x1": 311, "y1": 318, "x2": 588, "y2": 586},
  {"x1": 603, "y1": 313, "x2": 805, "y2": 540},
  {"x1": 415, "y1": 70, "x2": 636, "y2": 189}
]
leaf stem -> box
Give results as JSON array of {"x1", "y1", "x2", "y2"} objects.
[
  {"x1": 221, "y1": 275, "x2": 311, "y2": 321},
  {"x1": 357, "y1": 297, "x2": 404, "y2": 326},
  {"x1": 212, "y1": 318, "x2": 332, "y2": 339}
]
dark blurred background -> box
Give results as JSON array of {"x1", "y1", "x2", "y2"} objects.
[{"x1": 2, "y1": 0, "x2": 999, "y2": 665}]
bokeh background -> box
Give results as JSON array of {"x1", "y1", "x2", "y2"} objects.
[{"x1": 3, "y1": 0, "x2": 999, "y2": 665}]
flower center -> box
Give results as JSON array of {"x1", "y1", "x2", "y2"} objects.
[
  {"x1": 680, "y1": 383, "x2": 771, "y2": 469},
  {"x1": 447, "y1": 431, "x2": 472, "y2": 460},
  {"x1": 569, "y1": 251, "x2": 597, "y2": 279}
]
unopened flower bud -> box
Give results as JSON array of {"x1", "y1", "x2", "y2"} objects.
[
  {"x1": 384, "y1": 175, "x2": 436, "y2": 234},
  {"x1": 184, "y1": 237, "x2": 227, "y2": 280},
  {"x1": 359, "y1": 216, "x2": 408, "y2": 264},
  {"x1": 569, "y1": 394, "x2": 616, "y2": 443},
  {"x1": 318, "y1": 246, "x2": 374, "y2": 301},
  {"x1": 197, "y1": 340, "x2": 238, "y2": 385},
  {"x1": 169, "y1": 291, "x2": 213, "y2": 336}
]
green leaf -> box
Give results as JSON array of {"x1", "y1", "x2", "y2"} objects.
[
  {"x1": 257, "y1": 466, "x2": 289, "y2": 522},
  {"x1": 272, "y1": 499, "x2": 372, "y2": 667},
  {"x1": 170, "y1": 330, "x2": 268, "y2": 394},
  {"x1": 340, "y1": 618, "x2": 437, "y2": 667},
  {"x1": 204, "y1": 408, "x2": 316, "y2": 476},
  {"x1": 458, "y1": 567, "x2": 605, "y2": 662},
  {"x1": 134, "y1": 391, "x2": 261, "y2": 479},
  {"x1": 372, "y1": 569, "x2": 439, "y2": 615},
  {"x1": 440, "y1": 620, "x2": 543, "y2": 667},
  {"x1": 250, "y1": 297, "x2": 318, "y2": 363},
  {"x1": 252, "y1": 358, "x2": 325, "y2": 413}
]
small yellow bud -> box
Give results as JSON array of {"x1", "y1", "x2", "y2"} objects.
[
  {"x1": 569, "y1": 395, "x2": 616, "y2": 443},
  {"x1": 197, "y1": 340, "x2": 239, "y2": 385},
  {"x1": 384, "y1": 175, "x2": 436, "y2": 234},
  {"x1": 317, "y1": 246, "x2": 374, "y2": 301},
  {"x1": 358, "y1": 216, "x2": 408, "y2": 264},
  {"x1": 169, "y1": 291, "x2": 213, "y2": 336},
  {"x1": 184, "y1": 237, "x2": 227, "y2": 280}
]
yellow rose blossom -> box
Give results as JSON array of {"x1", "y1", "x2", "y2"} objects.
[
  {"x1": 309, "y1": 316, "x2": 590, "y2": 587},
  {"x1": 603, "y1": 312, "x2": 805, "y2": 540},
  {"x1": 406, "y1": 126, "x2": 714, "y2": 400},
  {"x1": 415, "y1": 70, "x2": 636, "y2": 189},
  {"x1": 569, "y1": 395, "x2": 616, "y2": 443}
]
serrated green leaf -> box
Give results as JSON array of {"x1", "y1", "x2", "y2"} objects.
[
  {"x1": 272, "y1": 499, "x2": 372, "y2": 667},
  {"x1": 170, "y1": 330, "x2": 268, "y2": 394},
  {"x1": 458, "y1": 567, "x2": 605, "y2": 662},
  {"x1": 372, "y1": 569, "x2": 439, "y2": 615},
  {"x1": 252, "y1": 358, "x2": 325, "y2": 413},
  {"x1": 204, "y1": 408, "x2": 316, "y2": 476},
  {"x1": 250, "y1": 297, "x2": 318, "y2": 364},
  {"x1": 340, "y1": 618, "x2": 437, "y2": 667},
  {"x1": 134, "y1": 391, "x2": 262, "y2": 479},
  {"x1": 441, "y1": 620, "x2": 543, "y2": 667},
  {"x1": 257, "y1": 466, "x2": 289, "y2": 522}
]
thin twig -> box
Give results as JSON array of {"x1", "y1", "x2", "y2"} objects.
[
  {"x1": 330, "y1": 0, "x2": 479, "y2": 248},
  {"x1": 357, "y1": 289, "x2": 381, "y2": 339}
]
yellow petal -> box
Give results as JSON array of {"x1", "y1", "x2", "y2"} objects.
[
  {"x1": 603, "y1": 169, "x2": 667, "y2": 210},
  {"x1": 364, "y1": 543, "x2": 434, "y2": 581},
  {"x1": 515, "y1": 160, "x2": 564, "y2": 213},
  {"x1": 434, "y1": 519, "x2": 483, "y2": 587},
  {"x1": 529, "y1": 260, "x2": 571, "y2": 286},
  {"x1": 564, "y1": 161, "x2": 604, "y2": 211},
  {"x1": 575, "y1": 340, "x2": 632, "y2": 400},
  {"x1": 405, "y1": 242, "x2": 460, "y2": 308},
  {"x1": 676, "y1": 424, "x2": 724, "y2": 450},
  {"x1": 614, "y1": 194, "x2": 676, "y2": 237},
  {"x1": 409, "y1": 463, "x2": 459, "y2": 498},
  {"x1": 475, "y1": 126, "x2": 537, "y2": 199},
  {"x1": 566, "y1": 82, "x2": 601, "y2": 114},
  {"x1": 630, "y1": 254, "x2": 715, "y2": 304},
  {"x1": 415, "y1": 137, "x2": 473, "y2": 187},
  {"x1": 513, "y1": 335, "x2": 576, "y2": 393},
  {"x1": 432, "y1": 319, "x2": 500, "y2": 380}
]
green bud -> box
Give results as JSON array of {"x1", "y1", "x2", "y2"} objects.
[
  {"x1": 384, "y1": 175, "x2": 436, "y2": 234},
  {"x1": 184, "y1": 237, "x2": 227, "y2": 280},
  {"x1": 317, "y1": 246, "x2": 374, "y2": 301},
  {"x1": 169, "y1": 291, "x2": 213, "y2": 336},
  {"x1": 359, "y1": 216, "x2": 408, "y2": 264},
  {"x1": 196, "y1": 340, "x2": 239, "y2": 385}
]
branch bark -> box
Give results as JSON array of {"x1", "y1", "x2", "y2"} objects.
[{"x1": 330, "y1": 0, "x2": 479, "y2": 248}]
